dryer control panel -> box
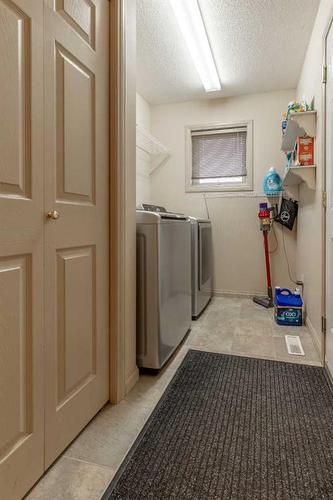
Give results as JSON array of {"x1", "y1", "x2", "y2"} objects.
[{"x1": 137, "y1": 203, "x2": 166, "y2": 213}]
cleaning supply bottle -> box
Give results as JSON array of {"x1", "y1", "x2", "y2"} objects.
[
  {"x1": 274, "y1": 287, "x2": 303, "y2": 326},
  {"x1": 263, "y1": 167, "x2": 282, "y2": 195}
]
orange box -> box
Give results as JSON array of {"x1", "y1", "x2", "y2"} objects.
[{"x1": 296, "y1": 136, "x2": 314, "y2": 166}]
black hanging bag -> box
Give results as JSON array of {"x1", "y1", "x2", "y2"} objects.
[{"x1": 276, "y1": 198, "x2": 298, "y2": 230}]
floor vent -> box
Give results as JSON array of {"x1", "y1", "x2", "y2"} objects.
[{"x1": 285, "y1": 335, "x2": 305, "y2": 356}]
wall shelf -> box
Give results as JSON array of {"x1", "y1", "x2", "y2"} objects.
[
  {"x1": 136, "y1": 124, "x2": 169, "y2": 174},
  {"x1": 265, "y1": 192, "x2": 283, "y2": 201},
  {"x1": 282, "y1": 165, "x2": 316, "y2": 190},
  {"x1": 281, "y1": 110, "x2": 317, "y2": 153}
]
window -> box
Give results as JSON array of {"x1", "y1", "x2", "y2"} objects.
[{"x1": 185, "y1": 121, "x2": 253, "y2": 192}]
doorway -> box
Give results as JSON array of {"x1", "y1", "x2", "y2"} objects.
[{"x1": 325, "y1": 17, "x2": 333, "y2": 376}]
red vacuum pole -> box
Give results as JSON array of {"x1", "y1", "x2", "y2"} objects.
[
  {"x1": 253, "y1": 203, "x2": 273, "y2": 308},
  {"x1": 263, "y1": 231, "x2": 273, "y2": 299}
]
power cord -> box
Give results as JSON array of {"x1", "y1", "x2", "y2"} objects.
[
  {"x1": 268, "y1": 222, "x2": 278, "y2": 254},
  {"x1": 203, "y1": 194, "x2": 210, "y2": 219},
  {"x1": 281, "y1": 225, "x2": 298, "y2": 286}
]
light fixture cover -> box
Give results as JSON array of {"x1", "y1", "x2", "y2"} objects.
[{"x1": 170, "y1": 0, "x2": 221, "y2": 92}]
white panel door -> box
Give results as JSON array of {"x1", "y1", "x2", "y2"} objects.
[
  {"x1": 326, "y1": 23, "x2": 333, "y2": 375},
  {"x1": 0, "y1": 1, "x2": 44, "y2": 498},
  {"x1": 44, "y1": 0, "x2": 109, "y2": 466}
]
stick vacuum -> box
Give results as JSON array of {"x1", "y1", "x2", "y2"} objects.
[{"x1": 253, "y1": 203, "x2": 273, "y2": 308}]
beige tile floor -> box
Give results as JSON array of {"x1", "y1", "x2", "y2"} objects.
[{"x1": 26, "y1": 297, "x2": 321, "y2": 500}]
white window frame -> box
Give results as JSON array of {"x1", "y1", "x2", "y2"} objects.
[{"x1": 185, "y1": 120, "x2": 253, "y2": 193}]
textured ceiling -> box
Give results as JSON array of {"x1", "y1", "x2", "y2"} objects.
[{"x1": 136, "y1": 0, "x2": 320, "y2": 104}]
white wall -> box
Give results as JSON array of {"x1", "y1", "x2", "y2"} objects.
[
  {"x1": 150, "y1": 89, "x2": 297, "y2": 296},
  {"x1": 296, "y1": 0, "x2": 333, "y2": 352},
  {"x1": 136, "y1": 93, "x2": 152, "y2": 205}
]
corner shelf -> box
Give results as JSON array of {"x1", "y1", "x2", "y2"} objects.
[
  {"x1": 265, "y1": 192, "x2": 283, "y2": 200},
  {"x1": 281, "y1": 110, "x2": 317, "y2": 153},
  {"x1": 282, "y1": 165, "x2": 316, "y2": 190},
  {"x1": 136, "y1": 124, "x2": 170, "y2": 174}
]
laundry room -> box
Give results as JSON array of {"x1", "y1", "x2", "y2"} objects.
[
  {"x1": 134, "y1": 0, "x2": 322, "y2": 366},
  {"x1": 7, "y1": 0, "x2": 333, "y2": 498}
]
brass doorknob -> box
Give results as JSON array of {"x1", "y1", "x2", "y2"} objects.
[{"x1": 47, "y1": 210, "x2": 60, "y2": 220}]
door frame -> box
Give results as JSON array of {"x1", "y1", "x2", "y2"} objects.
[
  {"x1": 323, "y1": 7, "x2": 333, "y2": 371},
  {"x1": 109, "y1": 0, "x2": 138, "y2": 403}
]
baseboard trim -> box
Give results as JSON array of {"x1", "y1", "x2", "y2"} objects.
[
  {"x1": 125, "y1": 366, "x2": 139, "y2": 395},
  {"x1": 306, "y1": 315, "x2": 322, "y2": 359},
  {"x1": 213, "y1": 289, "x2": 266, "y2": 299}
]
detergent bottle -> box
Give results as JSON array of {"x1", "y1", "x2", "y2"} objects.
[
  {"x1": 263, "y1": 167, "x2": 282, "y2": 195},
  {"x1": 274, "y1": 287, "x2": 303, "y2": 326}
]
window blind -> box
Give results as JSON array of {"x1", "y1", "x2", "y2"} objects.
[{"x1": 191, "y1": 128, "x2": 247, "y2": 179}]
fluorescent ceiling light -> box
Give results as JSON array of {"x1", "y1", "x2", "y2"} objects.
[{"x1": 170, "y1": 0, "x2": 221, "y2": 92}]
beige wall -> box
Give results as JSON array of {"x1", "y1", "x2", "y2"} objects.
[
  {"x1": 150, "y1": 89, "x2": 297, "y2": 296},
  {"x1": 136, "y1": 93, "x2": 152, "y2": 205},
  {"x1": 136, "y1": 92, "x2": 151, "y2": 130},
  {"x1": 296, "y1": 0, "x2": 333, "y2": 351}
]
